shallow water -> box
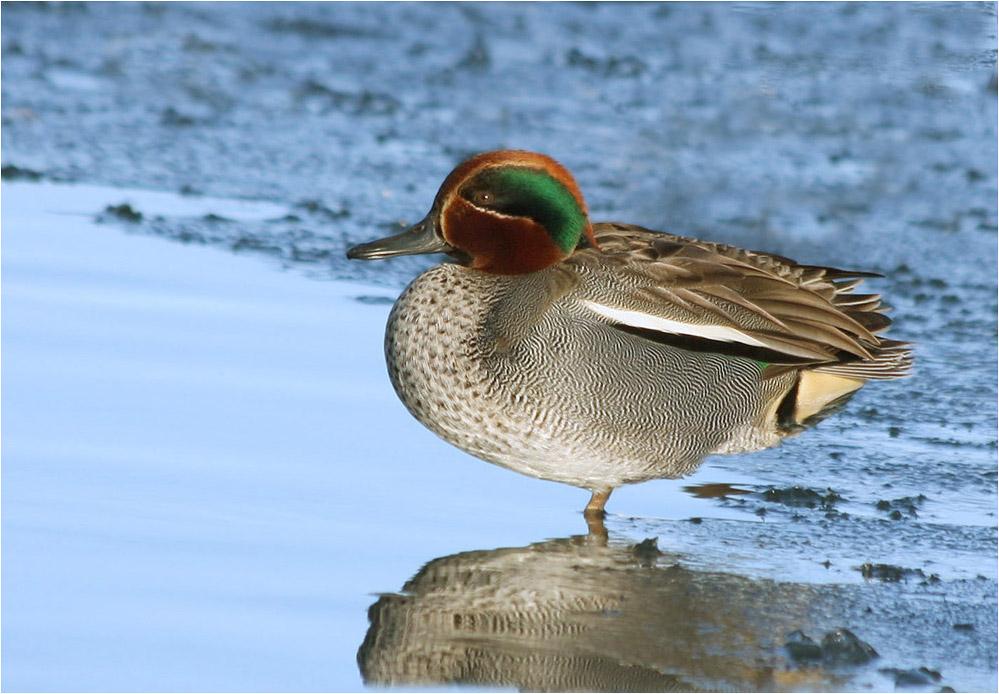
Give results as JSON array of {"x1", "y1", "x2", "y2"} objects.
[{"x1": 3, "y1": 2, "x2": 997, "y2": 692}]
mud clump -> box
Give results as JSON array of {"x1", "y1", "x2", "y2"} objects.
[
  {"x1": 784, "y1": 627, "x2": 878, "y2": 666},
  {"x1": 760, "y1": 486, "x2": 842, "y2": 509},
  {"x1": 102, "y1": 203, "x2": 143, "y2": 223},
  {"x1": 262, "y1": 17, "x2": 384, "y2": 40},
  {"x1": 880, "y1": 666, "x2": 943, "y2": 687},
  {"x1": 855, "y1": 563, "x2": 939, "y2": 583},
  {"x1": 566, "y1": 47, "x2": 646, "y2": 78},
  {"x1": 820, "y1": 628, "x2": 879, "y2": 665},
  {"x1": 294, "y1": 199, "x2": 351, "y2": 220},
  {"x1": 293, "y1": 79, "x2": 401, "y2": 116},
  {"x1": 631, "y1": 537, "x2": 662, "y2": 567},
  {"x1": 785, "y1": 630, "x2": 824, "y2": 663},
  {"x1": 1, "y1": 164, "x2": 43, "y2": 181},
  {"x1": 353, "y1": 295, "x2": 394, "y2": 306},
  {"x1": 875, "y1": 494, "x2": 926, "y2": 519}
]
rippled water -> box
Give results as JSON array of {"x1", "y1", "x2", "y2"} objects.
[{"x1": 3, "y1": 2, "x2": 997, "y2": 692}]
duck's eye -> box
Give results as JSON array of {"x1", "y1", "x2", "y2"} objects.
[{"x1": 472, "y1": 190, "x2": 493, "y2": 206}]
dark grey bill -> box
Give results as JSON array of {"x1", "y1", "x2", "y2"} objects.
[{"x1": 346, "y1": 216, "x2": 452, "y2": 260}]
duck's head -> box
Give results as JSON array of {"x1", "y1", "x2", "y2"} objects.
[{"x1": 347, "y1": 150, "x2": 597, "y2": 275}]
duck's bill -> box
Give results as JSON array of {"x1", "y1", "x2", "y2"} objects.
[{"x1": 346, "y1": 216, "x2": 453, "y2": 260}]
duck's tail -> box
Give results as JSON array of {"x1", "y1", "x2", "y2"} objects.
[
  {"x1": 775, "y1": 339, "x2": 913, "y2": 432},
  {"x1": 812, "y1": 338, "x2": 914, "y2": 380}
]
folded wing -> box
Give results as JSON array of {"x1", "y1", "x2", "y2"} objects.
[{"x1": 567, "y1": 224, "x2": 912, "y2": 379}]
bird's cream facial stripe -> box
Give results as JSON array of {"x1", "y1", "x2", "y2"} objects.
[{"x1": 581, "y1": 300, "x2": 772, "y2": 349}]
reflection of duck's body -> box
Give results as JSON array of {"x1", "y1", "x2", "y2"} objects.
[
  {"x1": 357, "y1": 534, "x2": 851, "y2": 692},
  {"x1": 348, "y1": 151, "x2": 911, "y2": 515}
]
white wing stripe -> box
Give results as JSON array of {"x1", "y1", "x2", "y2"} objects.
[{"x1": 581, "y1": 300, "x2": 772, "y2": 349}]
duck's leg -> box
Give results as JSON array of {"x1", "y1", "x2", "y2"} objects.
[
  {"x1": 583, "y1": 489, "x2": 612, "y2": 538},
  {"x1": 584, "y1": 489, "x2": 612, "y2": 518}
]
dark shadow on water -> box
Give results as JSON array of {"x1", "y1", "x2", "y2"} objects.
[{"x1": 357, "y1": 522, "x2": 879, "y2": 693}]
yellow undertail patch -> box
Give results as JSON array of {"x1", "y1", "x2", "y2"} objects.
[{"x1": 795, "y1": 372, "x2": 865, "y2": 424}]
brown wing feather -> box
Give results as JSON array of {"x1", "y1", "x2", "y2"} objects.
[{"x1": 566, "y1": 223, "x2": 912, "y2": 377}]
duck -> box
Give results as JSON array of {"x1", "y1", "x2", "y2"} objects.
[{"x1": 347, "y1": 150, "x2": 912, "y2": 519}]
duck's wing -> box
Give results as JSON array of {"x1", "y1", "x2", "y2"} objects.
[{"x1": 564, "y1": 223, "x2": 912, "y2": 378}]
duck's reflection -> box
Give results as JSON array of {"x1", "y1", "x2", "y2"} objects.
[{"x1": 358, "y1": 523, "x2": 855, "y2": 692}]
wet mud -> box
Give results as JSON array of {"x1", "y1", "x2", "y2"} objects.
[{"x1": 3, "y1": 2, "x2": 997, "y2": 692}]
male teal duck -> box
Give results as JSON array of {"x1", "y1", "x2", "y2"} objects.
[{"x1": 347, "y1": 150, "x2": 912, "y2": 517}]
